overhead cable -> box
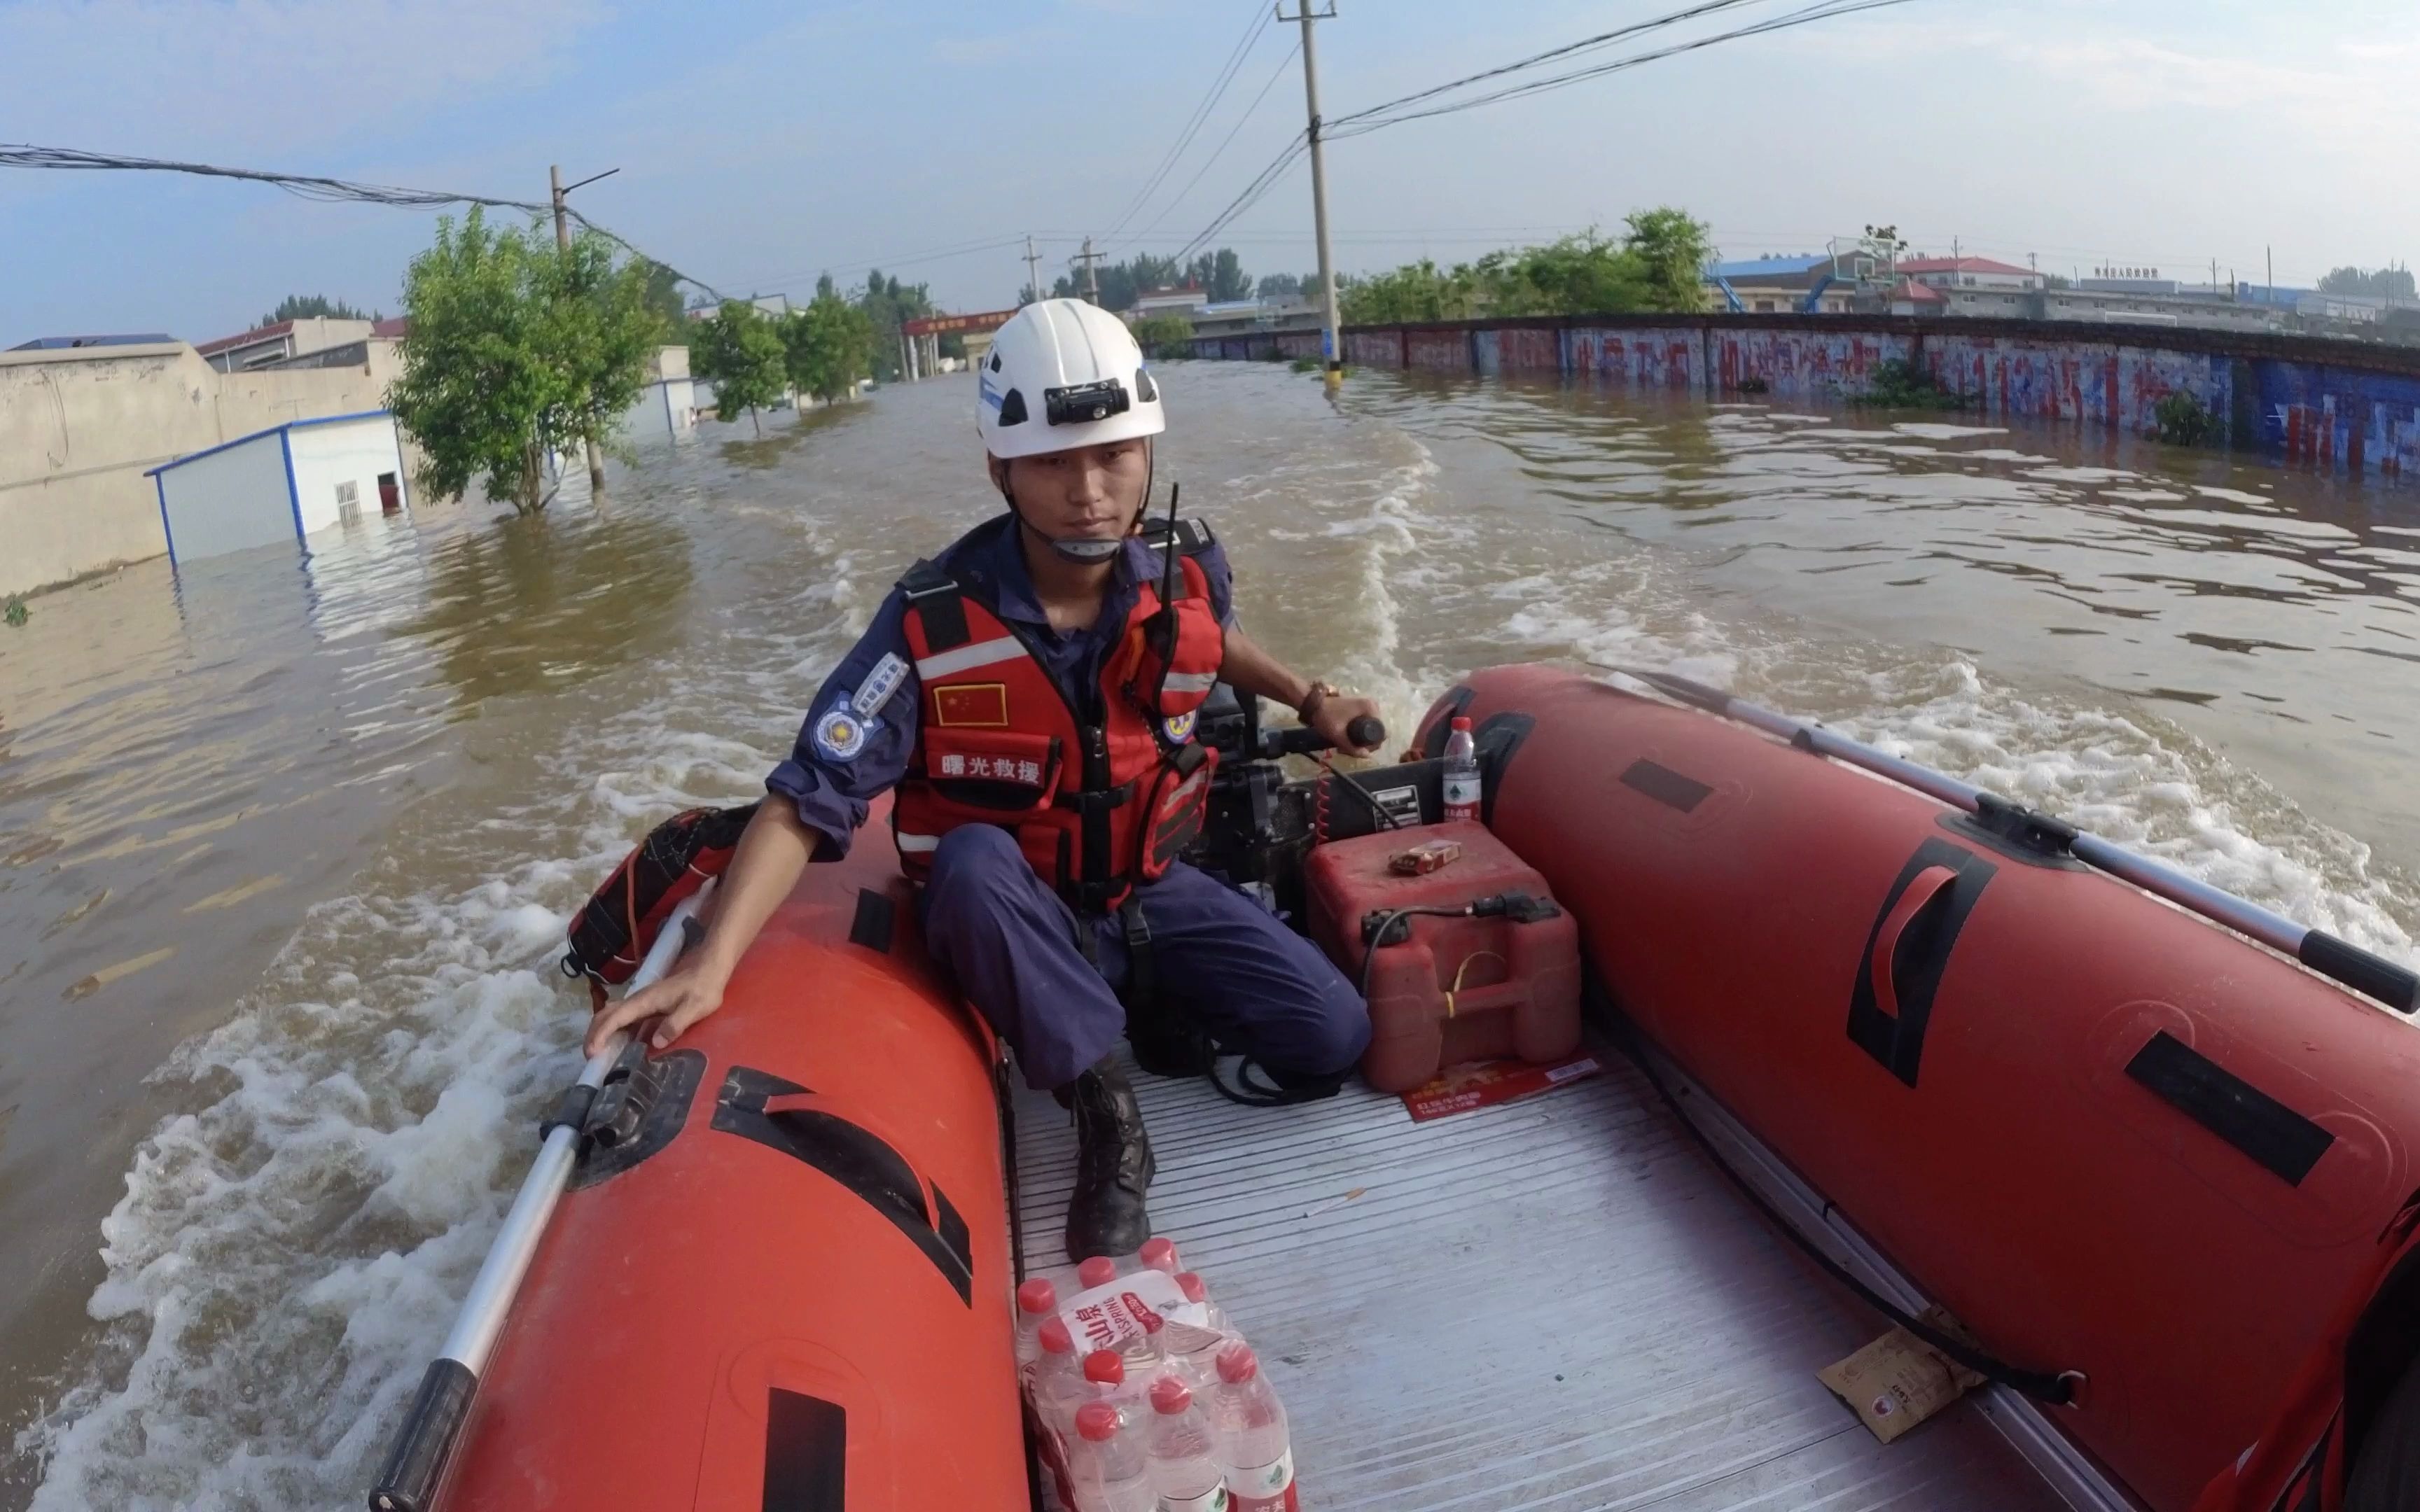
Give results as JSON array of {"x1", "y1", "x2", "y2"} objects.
[
  {"x1": 1328, "y1": 0, "x2": 1781, "y2": 128},
  {"x1": 1099, "y1": 2, "x2": 1275, "y2": 246},
  {"x1": 1330, "y1": 0, "x2": 1922, "y2": 137},
  {"x1": 1171, "y1": 134, "x2": 1309, "y2": 265},
  {"x1": 0, "y1": 142, "x2": 727, "y2": 300},
  {"x1": 1122, "y1": 41, "x2": 1302, "y2": 252},
  {"x1": 1161, "y1": 0, "x2": 1918, "y2": 272}
]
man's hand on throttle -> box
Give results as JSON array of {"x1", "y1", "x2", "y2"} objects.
[
  {"x1": 584, "y1": 963, "x2": 727, "y2": 1058},
  {"x1": 1309, "y1": 693, "x2": 1386, "y2": 757}
]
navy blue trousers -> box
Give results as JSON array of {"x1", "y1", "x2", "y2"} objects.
[{"x1": 919, "y1": 825, "x2": 1371, "y2": 1091}]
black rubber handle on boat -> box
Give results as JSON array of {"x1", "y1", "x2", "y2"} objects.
[
  {"x1": 1345, "y1": 714, "x2": 1386, "y2": 749},
  {"x1": 2300, "y1": 931, "x2": 2420, "y2": 1014},
  {"x1": 367, "y1": 1357, "x2": 475, "y2": 1512}
]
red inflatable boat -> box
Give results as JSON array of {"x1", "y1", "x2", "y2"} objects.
[{"x1": 369, "y1": 664, "x2": 2420, "y2": 1512}]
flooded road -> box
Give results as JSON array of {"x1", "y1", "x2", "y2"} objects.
[{"x1": 6, "y1": 363, "x2": 2416, "y2": 1507}]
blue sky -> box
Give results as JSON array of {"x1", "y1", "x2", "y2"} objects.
[{"x1": 3, "y1": 0, "x2": 2414, "y2": 344}]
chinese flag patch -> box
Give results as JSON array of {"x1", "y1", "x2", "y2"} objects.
[{"x1": 932, "y1": 682, "x2": 1010, "y2": 727}]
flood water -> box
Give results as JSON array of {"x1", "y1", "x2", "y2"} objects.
[{"x1": 5, "y1": 363, "x2": 2416, "y2": 1508}]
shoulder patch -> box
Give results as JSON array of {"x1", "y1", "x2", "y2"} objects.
[
  {"x1": 812, "y1": 700, "x2": 876, "y2": 762},
  {"x1": 852, "y1": 652, "x2": 909, "y2": 718}
]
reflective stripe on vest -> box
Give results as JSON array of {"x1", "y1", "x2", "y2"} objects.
[{"x1": 913, "y1": 636, "x2": 1026, "y2": 680}]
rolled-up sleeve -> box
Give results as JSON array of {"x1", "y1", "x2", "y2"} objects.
[{"x1": 767, "y1": 589, "x2": 922, "y2": 860}]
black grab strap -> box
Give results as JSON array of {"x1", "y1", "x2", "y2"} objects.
[
  {"x1": 1613, "y1": 1017, "x2": 2082, "y2": 1406},
  {"x1": 898, "y1": 559, "x2": 968, "y2": 652}
]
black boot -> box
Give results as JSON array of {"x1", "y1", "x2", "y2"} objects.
[{"x1": 1060, "y1": 1057, "x2": 1155, "y2": 1263}]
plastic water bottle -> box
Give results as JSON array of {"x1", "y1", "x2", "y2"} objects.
[
  {"x1": 1034, "y1": 1317, "x2": 1089, "y2": 1434},
  {"x1": 1442, "y1": 715, "x2": 1481, "y2": 822},
  {"x1": 1146, "y1": 1376, "x2": 1231, "y2": 1511},
  {"x1": 1138, "y1": 1236, "x2": 1181, "y2": 1275},
  {"x1": 1068, "y1": 1400, "x2": 1156, "y2": 1512},
  {"x1": 1174, "y1": 1272, "x2": 1228, "y2": 1334},
  {"x1": 1015, "y1": 1278, "x2": 1059, "y2": 1366},
  {"x1": 1078, "y1": 1254, "x2": 1122, "y2": 1289},
  {"x1": 1210, "y1": 1345, "x2": 1295, "y2": 1512}
]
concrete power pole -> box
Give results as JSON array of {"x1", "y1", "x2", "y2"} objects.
[
  {"x1": 1024, "y1": 235, "x2": 1043, "y2": 304},
  {"x1": 1075, "y1": 237, "x2": 1104, "y2": 304},
  {"x1": 1286, "y1": 2, "x2": 1344, "y2": 396},
  {"x1": 552, "y1": 163, "x2": 619, "y2": 496}
]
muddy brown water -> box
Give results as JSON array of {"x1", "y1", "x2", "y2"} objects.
[{"x1": 4, "y1": 363, "x2": 2414, "y2": 1508}]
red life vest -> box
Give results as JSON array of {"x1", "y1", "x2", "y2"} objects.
[{"x1": 891, "y1": 522, "x2": 1227, "y2": 911}]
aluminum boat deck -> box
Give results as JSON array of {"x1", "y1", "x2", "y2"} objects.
[{"x1": 1013, "y1": 1043, "x2": 2078, "y2": 1511}]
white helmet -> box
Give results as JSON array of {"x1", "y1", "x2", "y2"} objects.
[{"x1": 978, "y1": 298, "x2": 1165, "y2": 460}]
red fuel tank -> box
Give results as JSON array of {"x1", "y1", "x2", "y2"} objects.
[
  {"x1": 1303, "y1": 820, "x2": 1583, "y2": 1093},
  {"x1": 1421, "y1": 664, "x2": 2420, "y2": 1512}
]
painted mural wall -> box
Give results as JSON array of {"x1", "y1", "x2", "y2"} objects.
[{"x1": 1239, "y1": 316, "x2": 2420, "y2": 484}]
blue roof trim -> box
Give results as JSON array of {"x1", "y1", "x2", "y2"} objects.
[
  {"x1": 1704, "y1": 254, "x2": 1830, "y2": 280},
  {"x1": 143, "y1": 408, "x2": 393, "y2": 477}
]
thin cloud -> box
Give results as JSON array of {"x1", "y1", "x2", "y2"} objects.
[{"x1": 0, "y1": 0, "x2": 609, "y2": 158}]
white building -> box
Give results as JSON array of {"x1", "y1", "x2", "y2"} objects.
[
  {"x1": 146, "y1": 411, "x2": 408, "y2": 566},
  {"x1": 1132, "y1": 286, "x2": 1211, "y2": 316},
  {"x1": 1897, "y1": 257, "x2": 2045, "y2": 293},
  {"x1": 619, "y1": 345, "x2": 697, "y2": 444}
]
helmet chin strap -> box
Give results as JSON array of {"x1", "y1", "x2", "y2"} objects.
[{"x1": 999, "y1": 442, "x2": 1155, "y2": 566}]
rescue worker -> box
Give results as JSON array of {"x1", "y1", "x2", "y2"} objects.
[{"x1": 588, "y1": 300, "x2": 1381, "y2": 1261}]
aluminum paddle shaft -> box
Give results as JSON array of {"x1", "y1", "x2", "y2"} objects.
[
  {"x1": 1614, "y1": 667, "x2": 2418, "y2": 1015},
  {"x1": 368, "y1": 888, "x2": 710, "y2": 1512}
]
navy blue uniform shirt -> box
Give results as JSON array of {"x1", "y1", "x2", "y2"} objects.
[{"x1": 767, "y1": 513, "x2": 1235, "y2": 858}]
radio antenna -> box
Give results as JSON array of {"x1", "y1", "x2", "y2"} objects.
[{"x1": 1157, "y1": 481, "x2": 1181, "y2": 612}]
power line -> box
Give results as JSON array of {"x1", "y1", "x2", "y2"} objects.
[
  {"x1": 1159, "y1": 0, "x2": 1919, "y2": 276},
  {"x1": 1120, "y1": 41, "x2": 1302, "y2": 253},
  {"x1": 1099, "y1": 2, "x2": 1275, "y2": 246},
  {"x1": 1330, "y1": 0, "x2": 1923, "y2": 137},
  {"x1": 1328, "y1": 0, "x2": 1781, "y2": 129},
  {"x1": 0, "y1": 141, "x2": 728, "y2": 300},
  {"x1": 1171, "y1": 134, "x2": 1309, "y2": 265}
]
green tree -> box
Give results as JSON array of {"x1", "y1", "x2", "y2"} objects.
[
  {"x1": 638, "y1": 261, "x2": 690, "y2": 342},
  {"x1": 260, "y1": 293, "x2": 372, "y2": 325},
  {"x1": 2320, "y1": 265, "x2": 2417, "y2": 300},
  {"x1": 388, "y1": 208, "x2": 662, "y2": 514},
  {"x1": 1052, "y1": 252, "x2": 1192, "y2": 312},
  {"x1": 781, "y1": 288, "x2": 877, "y2": 404},
  {"x1": 1256, "y1": 272, "x2": 1302, "y2": 301},
  {"x1": 691, "y1": 300, "x2": 789, "y2": 434},
  {"x1": 1187, "y1": 248, "x2": 1252, "y2": 303},
  {"x1": 1621, "y1": 206, "x2": 1713, "y2": 310},
  {"x1": 1131, "y1": 314, "x2": 1196, "y2": 356},
  {"x1": 856, "y1": 269, "x2": 939, "y2": 382},
  {"x1": 1339, "y1": 209, "x2": 1711, "y2": 323},
  {"x1": 1340, "y1": 258, "x2": 1480, "y2": 324}
]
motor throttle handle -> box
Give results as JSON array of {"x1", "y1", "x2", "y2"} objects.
[{"x1": 1344, "y1": 714, "x2": 1386, "y2": 750}]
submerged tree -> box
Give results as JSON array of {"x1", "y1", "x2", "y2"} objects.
[
  {"x1": 781, "y1": 285, "x2": 877, "y2": 404},
  {"x1": 690, "y1": 300, "x2": 790, "y2": 434},
  {"x1": 388, "y1": 208, "x2": 661, "y2": 513}
]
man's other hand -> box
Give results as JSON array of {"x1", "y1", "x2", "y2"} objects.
[{"x1": 584, "y1": 962, "x2": 727, "y2": 1058}]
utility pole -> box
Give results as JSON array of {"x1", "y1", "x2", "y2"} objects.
[
  {"x1": 1073, "y1": 237, "x2": 1104, "y2": 304},
  {"x1": 1286, "y1": 1, "x2": 1344, "y2": 396},
  {"x1": 552, "y1": 163, "x2": 622, "y2": 496},
  {"x1": 1024, "y1": 235, "x2": 1043, "y2": 304}
]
